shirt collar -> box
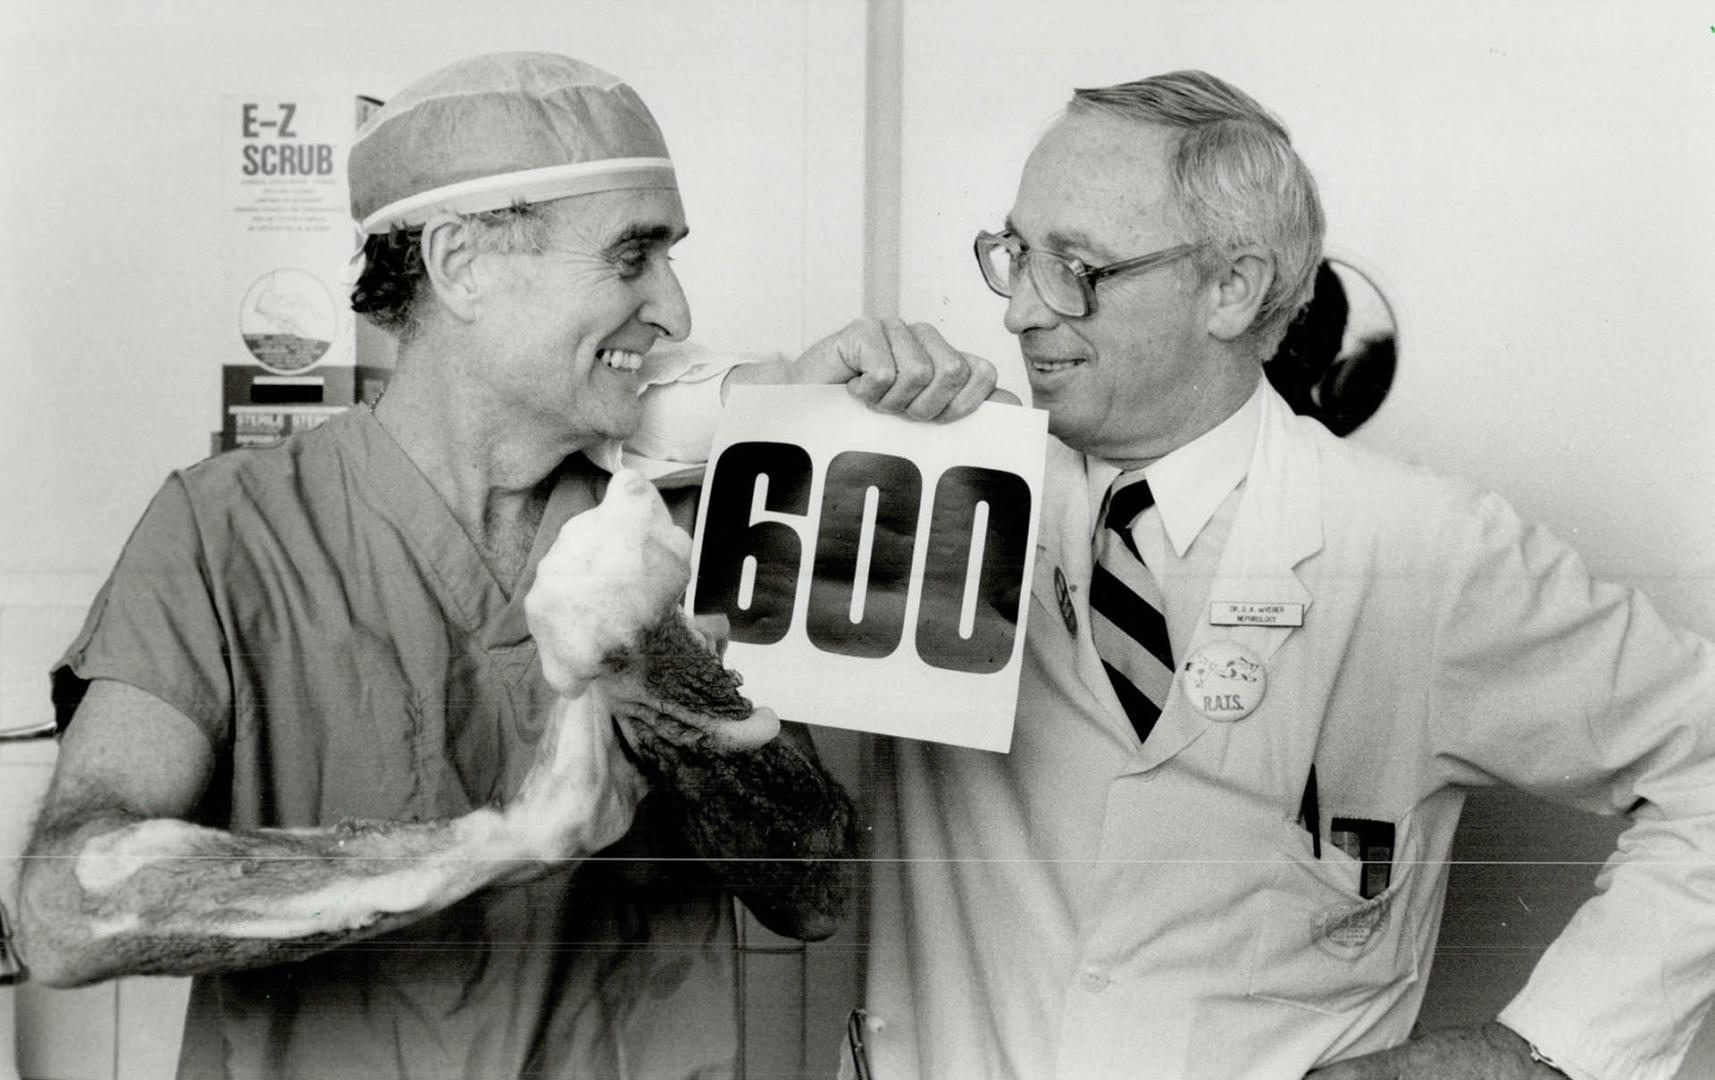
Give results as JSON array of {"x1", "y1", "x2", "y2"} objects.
[{"x1": 1087, "y1": 375, "x2": 1265, "y2": 557}]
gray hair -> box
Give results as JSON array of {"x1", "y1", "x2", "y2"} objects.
[
  {"x1": 1067, "y1": 71, "x2": 1325, "y2": 358},
  {"x1": 350, "y1": 201, "x2": 561, "y2": 341}
]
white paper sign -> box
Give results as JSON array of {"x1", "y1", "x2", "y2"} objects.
[{"x1": 687, "y1": 386, "x2": 1048, "y2": 752}]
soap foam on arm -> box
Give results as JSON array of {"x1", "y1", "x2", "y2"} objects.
[{"x1": 525, "y1": 469, "x2": 694, "y2": 698}]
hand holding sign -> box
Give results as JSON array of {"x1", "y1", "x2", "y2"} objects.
[{"x1": 726, "y1": 317, "x2": 1008, "y2": 422}]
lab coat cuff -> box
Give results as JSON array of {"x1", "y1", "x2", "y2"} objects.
[{"x1": 1499, "y1": 997, "x2": 1655, "y2": 1080}]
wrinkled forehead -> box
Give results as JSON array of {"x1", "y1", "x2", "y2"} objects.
[
  {"x1": 1010, "y1": 114, "x2": 1181, "y2": 256},
  {"x1": 540, "y1": 186, "x2": 690, "y2": 245}
]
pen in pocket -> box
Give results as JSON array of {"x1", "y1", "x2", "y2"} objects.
[
  {"x1": 1297, "y1": 763, "x2": 1321, "y2": 858},
  {"x1": 1330, "y1": 817, "x2": 1395, "y2": 899}
]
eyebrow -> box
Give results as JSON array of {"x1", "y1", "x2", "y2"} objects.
[
  {"x1": 1045, "y1": 228, "x2": 1111, "y2": 262},
  {"x1": 606, "y1": 223, "x2": 690, "y2": 249},
  {"x1": 1002, "y1": 216, "x2": 1109, "y2": 262}
]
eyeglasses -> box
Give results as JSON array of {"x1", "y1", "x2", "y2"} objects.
[{"x1": 973, "y1": 229, "x2": 1203, "y2": 318}]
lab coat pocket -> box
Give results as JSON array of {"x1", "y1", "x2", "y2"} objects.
[{"x1": 1245, "y1": 815, "x2": 1419, "y2": 1017}]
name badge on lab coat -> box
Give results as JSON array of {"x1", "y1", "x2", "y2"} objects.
[{"x1": 1209, "y1": 601, "x2": 1304, "y2": 628}]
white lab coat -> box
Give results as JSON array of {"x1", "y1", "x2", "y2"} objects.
[{"x1": 862, "y1": 385, "x2": 1715, "y2": 1080}]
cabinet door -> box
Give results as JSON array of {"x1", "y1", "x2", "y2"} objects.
[
  {"x1": 2, "y1": 602, "x2": 118, "y2": 1080},
  {"x1": 3, "y1": 748, "x2": 115, "y2": 1080},
  {"x1": 115, "y1": 979, "x2": 190, "y2": 1079}
]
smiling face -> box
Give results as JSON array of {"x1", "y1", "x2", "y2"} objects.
[
  {"x1": 476, "y1": 187, "x2": 692, "y2": 447},
  {"x1": 1004, "y1": 112, "x2": 1253, "y2": 466}
]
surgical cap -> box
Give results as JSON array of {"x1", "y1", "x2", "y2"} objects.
[{"x1": 349, "y1": 52, "x2": 676, "y2": 235}]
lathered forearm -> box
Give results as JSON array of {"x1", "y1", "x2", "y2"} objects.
[
  {"x1": 624, "y1": 724, "x2": 857, "y2": 940},
  {"x1": 524, "y1": 470, "x2": 857, "y2": 939},
  {"x1": 19, "y1": 807, "x2": 521, "y2": 985},
  {"x1": 610, "y1": 614, "x2": 857, "y2": 939}
]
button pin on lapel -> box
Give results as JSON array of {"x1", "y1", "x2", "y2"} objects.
[
  {"x1": 1053, "y1": 565, "x2": 1078, "y2": 635},
  {"x1": 1181, "y1": 639, "x2": 1266, "y2": 721}
]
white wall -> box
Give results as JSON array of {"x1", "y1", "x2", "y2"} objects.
[
  {"x1": 897, "y1": 0, "x2": 1715, "y2": 633},
  {"x1": 0, "y1": 0, "x2": 866, "y2": 588},
  {"x1": 894, "y1": 1, "x2": 1715, "y2": 1074}
]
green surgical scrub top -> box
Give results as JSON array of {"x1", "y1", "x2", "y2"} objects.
[{"x1": 54, "y1": 408, "x2": 739, "y2": 1080}]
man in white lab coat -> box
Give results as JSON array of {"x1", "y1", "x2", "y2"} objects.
[{"x1": 859, "y1": 70, "x2": 1715, "y2": 1080}]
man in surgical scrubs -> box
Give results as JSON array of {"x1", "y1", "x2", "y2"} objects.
[{"x1": 18, "y1": 52, "x2": 993, "y2": 1080}]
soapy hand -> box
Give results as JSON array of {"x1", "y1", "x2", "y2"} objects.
[
  {"x1": 524, "y1": 469, "x2": 781, "y2": 752},
  {"x1": 525, "y1": 469, "x2": 692, "y2": 699},
  {"x1": 602, "y1": 612, "x2": 783, "y2": 754},
  {"x1": 510, "y1": 468, "x2": 705, "y2": 863},
  {"x1": 523, "y1": 474, "x2": 854, "y2": 938}
]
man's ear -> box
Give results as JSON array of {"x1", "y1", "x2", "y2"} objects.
[
  {"x1": 419, "y1": 214, "x2": 484, "y2": 324},
  {"x1": 1206, "y1": 248, "x2": 1275, "y2": 343}
]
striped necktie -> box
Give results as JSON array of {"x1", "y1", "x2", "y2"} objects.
[{"x1": 1090, "y1": 472, "x2": 1174, "y2": 744}]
